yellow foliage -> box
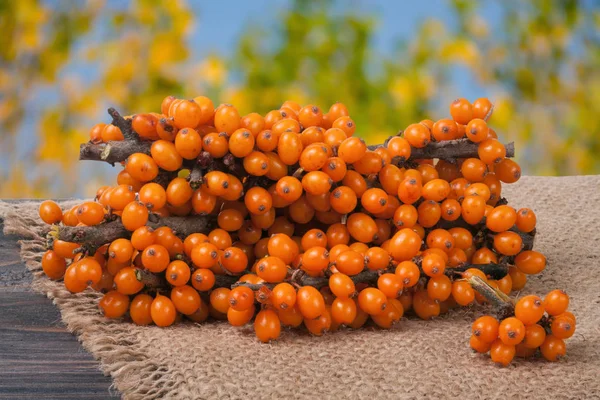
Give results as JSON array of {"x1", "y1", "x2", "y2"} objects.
[
  {"x1": 489, "y1": 97, "x2": 514, "y2": 131},
  {"x1": 197, "y1": 55, "x2": 227, "y2": 86},
  {"x1": 390, "y1": 77, "x2": 415, "y2": 106},
  {"x1": 440, "y1": 39, "x2": 480, "y2": 67},
  {"x1": 0, "y1": 1, "x2": 598, "y2": 198},
  {"x1": 37, "y1": 112, "x2": 86, "y2": 170}
]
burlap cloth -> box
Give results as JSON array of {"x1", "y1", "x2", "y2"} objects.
[{"x1": 2, "y1": 176, "x2": 600, "y2": 399}]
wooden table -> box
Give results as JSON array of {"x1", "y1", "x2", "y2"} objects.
[{"x1": 0, "y1": 218, "x2": 118, "y2": 399}]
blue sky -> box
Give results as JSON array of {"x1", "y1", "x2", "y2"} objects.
[
  {"x1": 7, "y1": 1, "x2": 501, "y2": 196},
  {"x1": 7, "y1": 0, "x2": 596, "y2": 196}
]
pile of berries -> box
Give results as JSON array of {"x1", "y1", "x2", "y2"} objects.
[
  {"x1": 470, "y1": 290, "x2": 575, "y2": 365},
  {"x1": 36, "y1": 95, "x2": 569, "y2": 364}
]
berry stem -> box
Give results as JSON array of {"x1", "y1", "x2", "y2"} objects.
[
  {"x1": 136, "y1": 268, "x2": 166, "y2": 289},
  {"x1": 468, "y1": 276, "x2": 514, "y2": 317},
  {"x1": 188, "y1": 163, "x2": 204, "y2": 190}
]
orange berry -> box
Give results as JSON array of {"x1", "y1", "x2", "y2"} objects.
[
  {"x1": 151, "y1": 294, "x2": 177, "y2": 327},
  {"x1": 125, "y1": 153, "x2": 159, "y2": 182},
  {"x1": 544, "y1": 290, "x2": 569, "y2": 316},
  {"x1": 412, "y1": 289, "x2": 440, "y2": 320},
  {"x1": 523, "y1": 324, "x2": 546, "y2": 348},
  {"x1": 39, "y1": 200, "x2": 63, "y2": 224},
  {"x1": 357, "y1": 288, "x2": 388, "y2": 315},
  {"x1": 213, "y1": 104, "x2": 240, "y2": 134},
  {"x1": 99, "y1": 291, "x2": 130, "y2": 319},
  {"x1": 41, "y1": 250, "x2": 67, "y2": 280},
  {"x1": 113, "y1": 266, "x2": 144, "y2": 295},
  {"x1": 498, "y1": 317, "x2": 526, "y2": 345},
  {"x1": 540, "y1": 335, "x2": 566, "y2": 362},
  {"x1": 465, "y1": 118, "x2": 489, "y2": 143},
  {"x1": 449, "y1": 98, "x2": 473, "y2": 125},
  {"x1": 296, "y1": 286, "x2": 326, "y2": 319},
  {"x1": 254, "y1": 309, "x2": 281, "y2": 343},
  {"x1": 388, "y1": 228, "x2": 421, "y2": 262},
  {"x1": 490, "y1": 339, "x2": 515, "y2": 366},
  {"x1": 472, "y1": 315, "x2": 500, "y2": 343},
  {"x1": 129, "y1": 294, "x2": 154, "y2": 325},
  {"x1": 171, "y1": 285, "x2": 201, "y2": 315},
  {"x1": 403, "y1": 123, "x2": 430, "y2": 148},
  {"x1": 514, "y1": 250, "x2": 546, "y2": 274},
  {"x1": 472, "y1": 97, "x2": 493, "y2": 121}
]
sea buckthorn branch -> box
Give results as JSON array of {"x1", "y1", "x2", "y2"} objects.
[
  {"x1": 436, "y1": 217, "x2": 536, "y2": 252},
  {"x1": 79, "y1": 108, "x2": 148, "y2": 164},
  {"x1": 80, "y1": 131, "x2": 514, "y2": 170},
  {"x1": 141, "y1": 272, "x2": 241, "y2": 293},
  {"x1": 50, "y1": 220, "x2": 129, "y2": 252},
  {"x1": 215, "y1": 274, "x2": 244, "y2": 289},
  {"x1": 146, "y1": 215, "x2": 214, "y2": 237},
  {"x1": 368, "y1": 138, "x2": 515, "y2": 161},
  {"x1": 230, "y1": 262, "x2": 510, "y2": 292},
  {"x1": 228, "y1": 269, "x2": 384, "y2": 291},
  {"x1": 53, "y1": 215, "x2": 214, "y2": 252},
  {"x1": 79, "y1": 140, "x2": 152, "y2": 165}
]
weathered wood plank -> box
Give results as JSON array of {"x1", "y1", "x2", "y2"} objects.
[
  {"x1": 0, "y1": 217, "x2": 118, "y2": 399},
  {"x1": 0, "y1": 220, "x2": 32, "y2": 290}
]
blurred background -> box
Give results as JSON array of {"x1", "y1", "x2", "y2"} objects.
[{"x1": 0, "y1": 0, "x2": 598, "y2": 198}]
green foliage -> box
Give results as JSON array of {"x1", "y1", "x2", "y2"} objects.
[{"x1": 0, "y1": 0, "x2": 598, "y2": 197}]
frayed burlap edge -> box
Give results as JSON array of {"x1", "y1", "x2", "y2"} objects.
[
  {"x1": 3, "y1": 176, "x2": 600, "y2": 400},
  {"x1": 0, "y1": 201, "x2": 176, "y2": 399}
]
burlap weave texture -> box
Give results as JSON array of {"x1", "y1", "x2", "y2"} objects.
[{"x1": 2, "y1": 176, "x2": 599, "y2": 399}]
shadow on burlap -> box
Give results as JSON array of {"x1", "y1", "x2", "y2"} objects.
[{"x1": 1, "y1": 176, "x2": 599, "y2": 400}]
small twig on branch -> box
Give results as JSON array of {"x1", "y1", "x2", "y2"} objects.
[
  {"x1": 136, "y1": 268, "x2": 166, "y2": 289},
  {"x1": 214, "y1": 274, "x2": 242, "y2": 289},
  {"x1": 108, "y1": 107, "x2": 138, "y2": 141},
  {"x1": 188, "y1": 163, "x2": 204, "y2": 190},
  {"x1": 152, "y1": 170, "x2": 177, "y2": 188},
  {"x1": 79, "y1": 141, "x2": 151, "y2": 164}
]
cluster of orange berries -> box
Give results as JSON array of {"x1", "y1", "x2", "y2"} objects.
[
  {"x1": 470, "y1": 290, "x2": 575, "y2": 365},
  {"x1": 38, "y1": 95, "x2": 553, "y2": 349}
]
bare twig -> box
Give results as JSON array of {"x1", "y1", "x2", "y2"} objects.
[
  {"x1": 79, "y1": 141, "x2": 151, "y2": 164},
  {"x1": 53, "y1": 215, "x2": 214, "y2": 253},
  {"x1": 368, "y1": 138, "x2": 515, "y2": 161},
  {"x1": 108, "y1": 107, "x2": 138, "y2": 141}
]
